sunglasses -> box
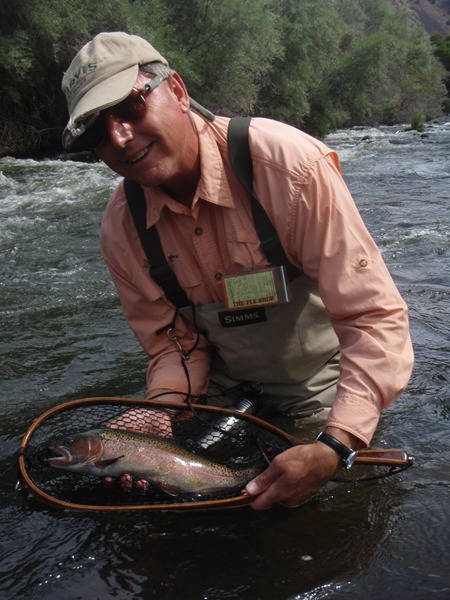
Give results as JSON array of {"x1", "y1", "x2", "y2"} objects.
[{"x1": 80, "y1": 73, "x2": 169, "y2": 149}]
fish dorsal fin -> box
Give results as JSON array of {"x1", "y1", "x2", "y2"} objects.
[{"x1": 94, "y1": 455, "x2": 125, "y2": 469}]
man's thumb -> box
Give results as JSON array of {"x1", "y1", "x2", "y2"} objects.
[{"x1": 245, "y1": 471, "x2": 270, "y2": 496}]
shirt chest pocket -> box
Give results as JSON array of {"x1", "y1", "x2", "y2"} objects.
[{"x1": 224, "y1": 227, "x2": 268, "y2": 269}]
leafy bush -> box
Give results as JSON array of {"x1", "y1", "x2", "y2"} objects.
[{"x1": 410, "y1": 113, "x2": 425, "y2": 132}]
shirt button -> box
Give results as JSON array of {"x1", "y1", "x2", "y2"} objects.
[
  {"x1": 215, "y1": 272, "x2": 223, "y2": 280},
  {"x1": 359, "y1": 258, "x2": 368, "y2": 267},
  {"x1": 194, "y1": 227, "x2": 203, "y2": 236}
]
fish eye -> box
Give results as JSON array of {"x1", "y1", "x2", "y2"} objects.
[{"x1": 64, "y1": 438, "x2": 74, "y2": 446}]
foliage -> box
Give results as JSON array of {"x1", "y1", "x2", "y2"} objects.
[
  {"x1": 0, "y1": 0, "x2": 447, "y2": 156},
  {"x1": 431, "y1": 32, "x2": 450, "y2": 106},
  {"x1": 410, "y1": 112, "x2": 425, "y2": 131},
  {"x1": 255, "y1": 0, "x2": 349, "y2": 133},
  {"x1": 153, "y1": 0, "x2": 283, "y2": 114},
  {"x1": 257, "y1": 0, "x2": 446, "y2": 135}
]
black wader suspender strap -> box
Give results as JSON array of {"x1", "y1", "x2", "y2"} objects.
[
  {"x1": 124, "y1": 178, "x2": 190, "y2": 308},
  {"x1": 227, "y1": 117, "x2": 300, "y2": 282},
  {"x1": 124, "y1": 117, "x2": 299, "y2": 309}
]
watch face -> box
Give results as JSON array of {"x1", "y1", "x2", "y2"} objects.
[{"x1": 343, "y1": 450, "x2": 358, "y2": 469}]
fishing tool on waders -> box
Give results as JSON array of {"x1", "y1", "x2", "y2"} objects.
[{"x1": 17, "y1": 396, "x2": 414, "y2": 512}]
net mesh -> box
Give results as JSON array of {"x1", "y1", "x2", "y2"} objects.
[{"x1": 19, "y1": 398, "x2": 293, "y2": 510}]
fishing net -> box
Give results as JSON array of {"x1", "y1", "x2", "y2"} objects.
[{"x1": 18, "y1": 397, "x2": 414, "y2": 511}]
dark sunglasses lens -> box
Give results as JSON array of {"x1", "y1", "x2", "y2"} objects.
[
  {"x1": 113, "y1": 90, "x2": 147, "y2": 122},
  {"x1": 79, "y1": 90, "x2": 147, "y2": 149},
  {"x1": 81, "y1": 116, "x2": 106, "y2": 149}
]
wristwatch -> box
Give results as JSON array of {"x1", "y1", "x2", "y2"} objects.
[{"x1": 316, "y1": 432, "x2": 358, "y2": 469}]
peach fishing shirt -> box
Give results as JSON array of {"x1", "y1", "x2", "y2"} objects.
[{"x1": 100, "y1": 115, "x2": 414, "y2": 445}]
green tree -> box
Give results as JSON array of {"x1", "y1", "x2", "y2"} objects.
[
  {"x1": 255, "y1": 0, "x2": 350, "y2": 133},
  {"x1": 0, "y1": 0, "x2": 165, "y2": 155},
  {"x1": 394, "y1": 23, "x2": 447, "y2": 119},
  {"x1": 156, "y1": 0, "x2": 283, "y2": 114},
  {"x1": 0, "y1": 0, "x2": 280, "y2": 155},
  {"x1": 256, "y1": 0, "x2": 446, "y2": 135},
  {"x1": 331, "y1": 0, "x2": 446, "y2": 124},
  {"x1": 431, "y1": 33, "x2": 450, "y2": 78},
  {"x1": 0, "y1": 0, "x2": 447, "y2": 156},
  {"x1": 431, "y1": 32, "x2": 450, "y2": 110}
]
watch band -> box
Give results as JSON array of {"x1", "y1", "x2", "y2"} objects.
[{"x1": 316, "y1": 432, "x2": 357, "y2": 469}]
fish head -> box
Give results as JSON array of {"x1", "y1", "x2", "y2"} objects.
[{"x1": 47, "y1": 431, "x2": 104, "y2": 473}]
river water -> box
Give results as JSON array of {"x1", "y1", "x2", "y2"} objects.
[{"x1": 0, "y1": 120, "x2": 449, "y2": 599}]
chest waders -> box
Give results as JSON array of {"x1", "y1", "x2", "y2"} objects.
[{"x1": 124, "y1": 117, "x2": 340, "y2": 419}]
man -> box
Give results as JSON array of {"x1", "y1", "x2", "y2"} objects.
[{"x1": 61, "y1": 32, "x2": 414, "y2": 509}]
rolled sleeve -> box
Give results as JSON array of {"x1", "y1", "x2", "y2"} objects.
[{"x1": 290, "y1": 156, "x2": 413, "y2": 443}]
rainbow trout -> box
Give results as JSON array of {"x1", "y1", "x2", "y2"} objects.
[{"x1": 47, "y1": 428, "x2": 259, "y2": 496}]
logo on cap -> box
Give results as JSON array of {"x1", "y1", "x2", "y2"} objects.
[{"x1": 68, "y1": 62, "x2": 97, "y2": 93}]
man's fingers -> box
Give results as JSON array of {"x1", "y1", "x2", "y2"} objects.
[
  {"x1": 245, "y1": 469, "x2": 273, "y2": 497},
  {"x1": 120, "y1": 474, "x2": 134, "y2": 492},
  {"x1": 118, "y1": 474, "x2": 150, "y2": 492}
]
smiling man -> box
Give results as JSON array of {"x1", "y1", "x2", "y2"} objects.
[{"x1": 61, "y1": 32, "x2": 413, "y2": 509}]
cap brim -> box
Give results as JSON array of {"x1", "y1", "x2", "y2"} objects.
[{"x1": 62, "y1": 65, "x2": 138, "y2": 149}]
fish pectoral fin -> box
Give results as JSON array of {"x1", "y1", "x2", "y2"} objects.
[
  {"x1": 94, "y1": 455, "x2": 125, "y2": 469},
  {"x1": 156, "y1": 480, "x2": 182, "y2": 497}
]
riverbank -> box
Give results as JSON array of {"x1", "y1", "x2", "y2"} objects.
[{"x1": 1, "y1": 114, "x2": 448, "y2": 162}]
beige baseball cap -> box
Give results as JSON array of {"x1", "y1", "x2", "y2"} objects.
[{"x1": 61, "y1": 32, "x2": 168, "y2": 149}]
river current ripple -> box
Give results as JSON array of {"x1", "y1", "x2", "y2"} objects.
[{"x1": 0, "y1": 121, "x2": 449, "y2": 599}]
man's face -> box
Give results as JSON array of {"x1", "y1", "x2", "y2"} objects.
[{"x1": 94, "y1": 71, "x2": 195, "y2": 189}]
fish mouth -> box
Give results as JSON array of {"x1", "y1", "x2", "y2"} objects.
[{"x1": 47, "y1": 445, "x2": 72, "y2": 466}]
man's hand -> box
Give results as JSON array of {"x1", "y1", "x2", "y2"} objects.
[
  {"x1": 244, "y1": 428, "x2": 364, "y2": 509},
  {"x1": 244, "y1": 442, "x2": 341, "y2": 509}
]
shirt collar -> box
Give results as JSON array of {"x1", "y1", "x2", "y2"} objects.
[{"x1": 144, "y1": 113, "x2": 234, "y2": 228}]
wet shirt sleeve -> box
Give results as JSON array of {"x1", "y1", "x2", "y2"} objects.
[
  {"x1": 295, "y1": 157, "x2": 413, "y2": 444},
  {"x1": 250, "y1": 121, "x2": 414, "y2": 445}
]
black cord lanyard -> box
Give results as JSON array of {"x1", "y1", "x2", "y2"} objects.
[{"x1": 150, "y1": 305, "x2": 200, "y2": 404}]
